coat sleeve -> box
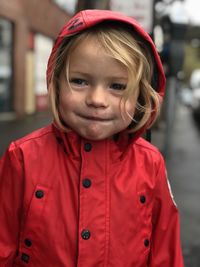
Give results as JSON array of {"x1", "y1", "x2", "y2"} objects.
[
  {"x1": 0, "y1": 143, "x2": 24, "y2": 266},
  {"x1": 148, "y1": 154, "x2": 184, "y2": 267}
]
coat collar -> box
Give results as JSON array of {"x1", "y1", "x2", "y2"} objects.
[{"x1": 52, "y1": 123, "x2": 136, "y2": 162}]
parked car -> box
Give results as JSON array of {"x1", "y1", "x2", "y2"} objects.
[
  {"x1": 190, "y1": 69, "x2": 200, "y2": 122},
  {"x1": 191, "y1": 88, "x2": 200, "y2": 121},
  {"x1": 190, "y1": 69, "x2": 200, "y2": 89},
  {"x1": 179, "y1": 87, "x2": 193, "y2": 107}
]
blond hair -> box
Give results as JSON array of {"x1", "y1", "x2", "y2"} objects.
[{"x1": 49, "y1": 22, "x2": 161, "y2": 133}]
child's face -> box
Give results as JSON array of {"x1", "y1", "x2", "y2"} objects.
[{"x1": 58, "y1": 37, "x2": 137, "y2": 140}]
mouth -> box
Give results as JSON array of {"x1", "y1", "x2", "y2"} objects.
[{"x1": 78, "y1": 114, "x2": 112, "y2": 122}]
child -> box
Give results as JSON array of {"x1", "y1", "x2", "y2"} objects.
[{"x1": 0, "y1": 9, "x2": 184, "y2": 267}]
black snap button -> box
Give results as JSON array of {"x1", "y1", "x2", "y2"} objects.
[
  {"x1": 144, "y1": 239, "x2": 150, "y2": 247},
  {"x1": 84, "y1": 143, "x2": 92, "y2": 152},
  {"x1": 81, "y1": 229, "x2": 91, "y2": 240},
  {"x1": 24, "y1": 238, "x2": 32, "y2": 247},
  {"x1": 35, "y1": 190, "x2": 44, "y2": 199},
  {"x1": 82, "y1": 178, "x2": 92, "y2": 188},
  {"x1": 140, "y1": 195, "x2": 146, "y2": 204},
  {"x1": 21, "y1": 253, "x2": 30, "y2": 263}
]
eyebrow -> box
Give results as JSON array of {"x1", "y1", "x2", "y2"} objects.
[{"x1": 69, "y1": 71, "x2": 128, "y2": 80}]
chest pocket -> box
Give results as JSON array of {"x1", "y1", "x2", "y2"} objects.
[{"x1": 25, "y1": 185, "x2": 50, "y2": 222}]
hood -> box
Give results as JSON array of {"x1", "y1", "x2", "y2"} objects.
[{"x1": 46, "y1": 9, "x2": 166, "y2": 98}]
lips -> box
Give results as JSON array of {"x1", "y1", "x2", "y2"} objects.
[{"x1": 78, "y1": 114, "x2": 111, "y2": 121}]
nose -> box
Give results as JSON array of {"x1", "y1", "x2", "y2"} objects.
[{"x1": 85, "y1": 85, "x2": 108, "y2": 108}]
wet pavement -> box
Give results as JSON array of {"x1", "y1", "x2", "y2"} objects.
[
  {"x1": 0, "y1": 102, "x2": 200, "y2": 266},
  {"x1": 0, "y1": 110, "x2": 52, "y2": 156},
  {"x1": 152, "y1": 102, "x2": 200, "y2": 267}
]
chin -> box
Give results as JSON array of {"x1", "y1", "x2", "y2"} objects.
[{"x1": 81, "y1": 132, "x2": 111, "y2": 141}]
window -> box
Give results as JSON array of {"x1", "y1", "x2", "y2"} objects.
[
  {"x1": 0, "y1": 18, "x2": 13, "y2": 112},
  {"x1": 52, "y1": 0, "x2": 77, "y2": 14}
]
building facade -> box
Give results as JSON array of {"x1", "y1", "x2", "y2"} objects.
[{"x1": 0, "y1": 0, "x2": 72, "y2": 116}]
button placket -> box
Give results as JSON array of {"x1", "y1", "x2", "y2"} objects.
[
  {"x1": 81, "y1": 177, "x2": 92, "y2": 239},
  {"x1": 79, "y1": 141, "x2": 94, "y2": 253},
  {"x1": 77, "y1": 140, "x2": 109, "y2": 266}
]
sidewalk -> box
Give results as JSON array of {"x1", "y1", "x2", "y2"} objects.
[{"x1": 0, "y1": 110, "x2": 52, "y2": 156}]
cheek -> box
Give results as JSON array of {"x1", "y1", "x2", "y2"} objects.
[
  {"x1": 59, "y1": 90, "x2": 74, "y2": 112},
  {"x1": 126, "y1": 101, "x2": 135, "y2": 116},
  {"x1": 121, "y1": 98, "x2": 136, "y2": 119}
]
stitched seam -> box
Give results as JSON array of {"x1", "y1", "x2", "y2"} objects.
[
  {"x1": 134, "y1": 141, "x2": 160, "y2": 155},
  {"x1": 104, "y1": 140, "x2": 110, "y2": 266},
  {"x1": 82, "y1": 10, "x2": 89, "y2": 28},
  {"x1": 14, "y1": 128, "x2": 54, "y2": 147}
]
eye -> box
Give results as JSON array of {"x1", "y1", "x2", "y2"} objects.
[
  {"x1": 69, "y1": 78, "x2": 88, "y2": 86},
  {"x1": 110, "y1": 83, "x2": 126, "y2": 91}
]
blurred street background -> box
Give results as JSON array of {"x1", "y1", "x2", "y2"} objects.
[{"x1": 0, "y1": 0, "x2": 200, "y2": 266}]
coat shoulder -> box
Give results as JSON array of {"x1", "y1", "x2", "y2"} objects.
[
  {"x1": 10, "y1": 124, "x2": 55, "y2": 152},
  {"x1": 133, "y1": 137, "x2": 163, "y2": 160},
  {"x1": 14, "y1": 124, "x2": 53, "y2": 144}
]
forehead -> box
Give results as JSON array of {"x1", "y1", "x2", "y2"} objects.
[
  {"x1": 70, "y1": 36, "x2": 106, "y2": 59},
  {"x1": 68, "y1": 37, "x2": 128, "y2": 78},
  {"x1": 70, "y1": 33, "x2": 107, "y2": 57},
  {"x1": 63, "y1": 27, "x2": 136, "y2": 70}
]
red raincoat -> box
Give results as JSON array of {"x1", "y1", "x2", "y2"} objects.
[{"x1": 0, "y1": 9, "x2": 184, "y2": 267}]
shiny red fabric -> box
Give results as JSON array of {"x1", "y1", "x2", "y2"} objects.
[{"x1": 0, "y1": 124, "x2": 184, "y2": 266}]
